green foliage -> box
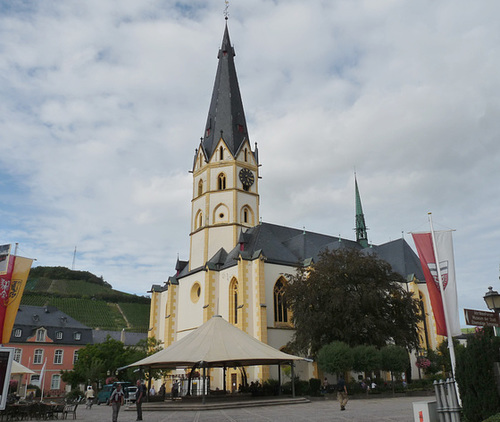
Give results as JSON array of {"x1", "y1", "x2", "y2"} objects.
[
  {"x1": 317, "y1": 341, "x2": 353, "y2": 375},
  {"x1": 484, "y1": 414, "x2": 500, "y2": 422},
  {"x1": 455, "y1": 327, "x2": 500, "y2": 422},
  {"x1": 61, "y1": 336, "x2": 149, "y2": 387},
  {"x1": 262, "y1": 379, "x2": 280, "y2": 396},
  {"x1": 29, "y1": 266, "x2": 111, "y2": 287},
  {"x1": 352, "y1": 345, "x2": 380, "y2": 373},
  {"x1": 285, "y1": 249, "x2": 422, "y2": 356},
  {"x1": 380, "y1": 345, "x2": 409, "y2": 374},
  {"x1": 118, "y1": 302, "x2": 150, "y2": 330},
  {"x1": 65, "y1": 389, "x2": 83, "y2": 402},
  {"x1": 309, "y1": 378, "x2": 321, "y2": 396},
  {"x1": 22, "y1": 266, "x2": 151, "y2": 331}
]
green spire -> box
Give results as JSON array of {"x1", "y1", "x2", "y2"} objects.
[{"x1": 355, "y1": 174, "x2": 369, "y2": 248}]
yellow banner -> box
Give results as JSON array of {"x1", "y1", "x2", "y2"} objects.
[{"x1": 2, "y1": 257, "x2": 33, "y2": 344}]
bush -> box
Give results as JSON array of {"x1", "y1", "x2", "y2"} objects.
[
  {"x1": 65, "y1": 389, "x2": 83, "y2": 402},
  {"x1": 455, "y1": 327, "x2": 500, "y2": 422},
  {"x1": 484, "y1": 414, "x2": 500, "y2": 422},
  {"x1": 309, "y1": 378, "x2": 321, "y2": 396},
  {"x1": 262, "y1": 379, "x2": 280, "y2": 396}
]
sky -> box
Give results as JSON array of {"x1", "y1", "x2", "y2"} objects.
[{"x1": 1, "y1": 1, "x2": 499, "y2": 326}]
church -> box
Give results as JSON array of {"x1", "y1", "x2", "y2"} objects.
[{"x1": 148, "y1": 21, "x2": 442, "y2": 390}]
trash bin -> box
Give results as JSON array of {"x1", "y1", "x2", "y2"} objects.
[{"x1": 412, "y1": 400, "x2": 438, "y2": 422}]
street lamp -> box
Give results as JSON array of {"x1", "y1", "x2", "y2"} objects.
[{"x1": 484, "y1": 286, "x2": 500, "y2": 312}]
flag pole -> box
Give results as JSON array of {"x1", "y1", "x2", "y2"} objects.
[{"x1": 428, "y1": 213, "x2": 461, "y2": 404}]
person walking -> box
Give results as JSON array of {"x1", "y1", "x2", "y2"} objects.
[
  {"x1": 85, "y1": 385, "x2": 95, "y2": 409},
  {"x1": 336, "y1": 375, "x2": 348, "y2": 411},
  {"x1": 109, "y1": 384, "x2": 124, "y2": 422},
  {"x1": 135, "y1": 379, "x2": 146, "y2": 421}
]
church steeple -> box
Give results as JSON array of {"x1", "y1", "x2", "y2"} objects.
[
  {"x1": 355, "y1": 174, "x2": 369, "y2": 248},
  {"x1": 188, "y1": 22, "x2": 259, "y2": 270},
  {"x1": 201, "y1": 23, "x2": 249, "y2": 160}
]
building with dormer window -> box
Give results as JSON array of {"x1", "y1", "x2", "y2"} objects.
[{"x1": 6, "y1": 305, "x2": 92, "y2": 395}]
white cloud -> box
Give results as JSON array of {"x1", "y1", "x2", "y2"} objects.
[{"x1": 0, "y1": 0, "x2": 499, "y2": 322}]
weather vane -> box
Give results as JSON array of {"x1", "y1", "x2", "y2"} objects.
[{"x1": 223, "y1": 0, "x2": 229, "y2": 20}]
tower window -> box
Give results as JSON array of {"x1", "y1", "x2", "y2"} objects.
[
  {"x1": 229, "y1": 279, "x2": 239, "y2": 325},
  {"x1": 274, "y1": 278, "x2": 289, "y2": 324},
  {"x1": 243, "y1": 209, "x2": 248, "y2": 223},
  {"x1": 219, "y1": 146, "x2": 224, "y2": 160},
  {"x1": 198, "y1": 180, "x2": 203, "y2": 197},
  {"x1": 244, "y1": 148, "x2": 247, "y2": 162},
  {"x1": 218, "y1": 173, "x2": 226, "y2": 190}
]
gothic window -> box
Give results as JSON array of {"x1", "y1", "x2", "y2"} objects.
[
  {"x1": 219, "y1": 146, "x2": 224, "y2": 160},
  {"x1": 218, "y1": 173, "x2": 226, "y2": 190},
  {"x1": 229, "y1": 279, "x2": 238, "y2": 325},
  {"x1": 243, "y1": 208, "x2": 248, "y2": 223},
  {"x1": 195, "y1": 210, "x2": 203, "y2": 229},
  {"x1": 240, "y1": 206, "x2": 254, "y2": 226},
  {"x1": 274, "y1": 278, "x2": 289, "y2": 323},
  {"x1": 244, "y1": 148, "x2": 248, "y2": 162},
  {"x1": 198, "y1": 179, "x2": 203, "y2": 196}
]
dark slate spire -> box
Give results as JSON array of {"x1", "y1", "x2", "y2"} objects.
[
  {"x1": 201, "y1": 23, "x2": 249, "y2": 160},
  {"x1": 355, "y1": 174, "x2": 369, "y2": 248}
]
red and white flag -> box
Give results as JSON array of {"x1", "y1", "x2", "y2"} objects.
[{"x1": 412, "y1": 230, "x2": 461, "y2": 337}]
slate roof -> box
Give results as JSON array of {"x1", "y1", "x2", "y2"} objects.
[
  {"x1": 10, "y1": 305, "x2": 92, "y2": 345},
  {"x1": 92, "y1": 330, "x2": 147, "y2": 347},
  {"x1": 171, "y1": 222, "x2": 424, "y2": 282},
  {"x1": 199, "y1": 23, "x2": 251, "y2": 162}
]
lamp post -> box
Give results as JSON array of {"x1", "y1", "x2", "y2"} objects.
[{"x1": 484, "y1": 286, "x2": 500, "y2": 336}]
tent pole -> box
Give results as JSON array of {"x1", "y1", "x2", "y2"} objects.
[
  {"x1": 291, "y1": 362, "x2": 295, "y2": 398},
  {"x1": 202, "y1": 363, "x2": 206, "y2": 405},
  {"x1": 223, "y1": 365, "x2": 227, "y2": 393},
  {"x1": 278, "y1": 364, "x2": 281, "y2": 396}
]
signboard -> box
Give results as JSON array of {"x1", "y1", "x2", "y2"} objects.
[
  {"x1": 0, "y1": 348, "x2": 14, "y2": 411},
  {"x1": 464, "y1": 308, "x2": 500, "y2": 327}
]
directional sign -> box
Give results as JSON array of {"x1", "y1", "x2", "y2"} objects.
[{"x1": 464, "y1": 308, "x2": 500, "y2": 327}]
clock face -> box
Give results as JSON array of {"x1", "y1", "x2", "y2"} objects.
[{"x1": 239, "y1": 168, "x2": 255, "y2": 189}]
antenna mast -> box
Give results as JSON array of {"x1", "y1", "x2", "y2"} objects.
[{"x1": 72, "y1": 246, "x2": 77, "y2": 270}]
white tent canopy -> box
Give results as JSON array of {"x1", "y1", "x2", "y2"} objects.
[
  {"x1": 129, "y1": 315, "x2": 305, "y2": 369},
  {"x1": 11, "y1": 361, "x2": 34, "y2": 375}
]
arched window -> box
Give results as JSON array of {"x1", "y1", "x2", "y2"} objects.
[
  {"x1": 195, "y1": 210, "x2": 203, "y2": 229},
  {"x1": 198, "y1": 179, "x2": 203, "y2": 196},
  {"x1": 244, "y1": 148, "x2": 248, "y2": 162},
  {"x1": 219, "y1": 146, "x2": 224, "y2": 160},
  {"x1": 243, "y1": 208, "x2": 248, "y2": 223},
  {"x1": 274, "y1": 278, "x2": 288, "y2": 323},
  {"x1": 218, "y1": 173, "x2": 226, "y2": 190},
  {"x1": 229, "y1": 278, "x2": 238, "y2": 325}
]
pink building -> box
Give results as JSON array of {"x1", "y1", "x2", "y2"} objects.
[{"x1": 7, "y1": 305, "x2": 92, "y2": 396}]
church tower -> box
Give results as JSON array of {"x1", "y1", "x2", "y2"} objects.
[
  {"x1": 189, "y1": 23, "x2": 259, "y2": 270},
  {"x1": 355, "y1": 174, "x2": 369, "y2": 248}
]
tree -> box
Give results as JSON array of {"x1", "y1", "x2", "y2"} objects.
[
  {"x1": 455, "y1": 327, "x2": 500, "y2": 422},
  {"x1": 285, "y1": 249, "x2": 422, "y2": 356},
  {"x1": 317, "y1": 341, "x2": 353, "y2": 376},
  {"x1": 352, "y1": 345, "x2": 380, "y2": 375},
  {"x1": 62, "y1": 336, "x2": 157, "y2": 388},
  {"x1": 380, "y1": 345, "x2": 409, "y2": 395}
]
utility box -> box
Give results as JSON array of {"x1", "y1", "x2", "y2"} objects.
[{"x1": 413, "y1": 400, "x2": 438, "y2": 422}]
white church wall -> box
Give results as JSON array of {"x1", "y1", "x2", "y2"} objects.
[{"x1": 176, "y1": 273, "x2": 205, "y2": 334}]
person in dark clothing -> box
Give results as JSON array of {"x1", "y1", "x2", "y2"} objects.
[
  {"x1": 135, "y1": 380, "x2": 146, "y2": 421},
  {"x1": 337, "y1": 375, "x2": 348, "y2": 411}
]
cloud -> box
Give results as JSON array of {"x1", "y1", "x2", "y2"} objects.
[{"x1": 0, "y1": 0, "x2": 499, "y2": 323}]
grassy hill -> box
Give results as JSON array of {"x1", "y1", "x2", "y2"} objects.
[{"x1": 22, "y1": 266, "x2": 150, "y2": 332}]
